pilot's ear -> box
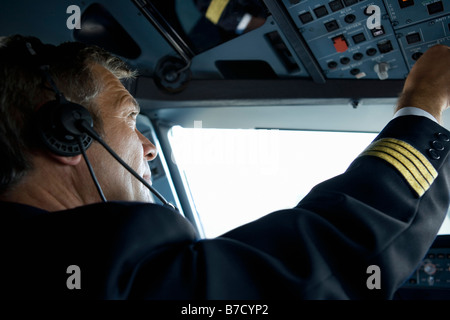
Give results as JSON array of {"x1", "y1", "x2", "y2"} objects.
[{"x1": 48, "y1": 153, "x2": 82, "y2": 166}]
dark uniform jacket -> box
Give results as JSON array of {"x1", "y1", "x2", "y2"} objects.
[{"x1": 1, "y1": 115, "x2": 450, "y2": 299}]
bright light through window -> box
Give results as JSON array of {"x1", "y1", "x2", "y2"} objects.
[{"x1": 169, "y1": 126, "x2": 450, "y2": 238}]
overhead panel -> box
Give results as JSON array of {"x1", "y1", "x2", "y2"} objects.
[
  {"x1": 386, "y1": 0, "x2": 450, "y2": 70},
  {"x1": 277, "y1": 0, "x2": 450, "y2": 80}
]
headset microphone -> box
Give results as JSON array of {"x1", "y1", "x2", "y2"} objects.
[{"x1": 27, "y1": 42, "x2": 178, "y2": 211}]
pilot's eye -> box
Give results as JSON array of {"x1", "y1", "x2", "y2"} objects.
[{"x1": 129, "y1": 111, "x2": 138, "y2": 119}]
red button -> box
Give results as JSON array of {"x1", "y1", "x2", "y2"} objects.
[{"x1": 333, "y1": 36, "x2": 348, "y2": 53}]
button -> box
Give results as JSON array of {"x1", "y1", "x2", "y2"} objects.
[
  {"x1": 329, "y1": 0, "x2": 344, "y2": 12},
  {"x1": 299, "y1": 12, "x2": 314, "y2": 24},
  {"x1": 432, "y1": 140, "x2": 445, "y2": 151},
  {"x1": 427, "y1": 1, "x2": 444, "y2": 15},
  {"x1": 436, "y1": 132, "x2": 450, "y2": 142},
  {"x1": 412, "y1": 52, "x2": 423, "y2": 60},
  {"x1": 314, "y1": 5, "x2": 329, "y2": 18},
  {"x1": 353, "y1": 52, "x2": 364, "y2": 60},
  {"x1": 350, "y1": 68, "x2": 360, "y2": 75},
  {"x1": 343, "y1": 0, "x2": 358, "y2": 6},
  {"x1": 352, "y1": 32, "x2": 366, "y2": 44},
  {"x1": 328, "y1": 61, "x2": 338, "y2": 69},
  {"x1": 344, "y1": 14, "x2": 356, "y2": 24},
  {"x1": 406, "y1": 33, "x2": 421, "y2": 44},
  {"x1": 377, "y1": 40, "x2": 393, "y2": 54},
  {"x1": 366, "y1": 48, "x2": 377, "y2": 56},
  {"x1": 428, "y1": 148, "x2": 441, "y2": 160},
  {"x1": 324, "y1": 20, "x2": 340, "y2": 32},
  {"x1": 333, "y1": 35, "x2": 348, "y2": 53},
  {"x1": 340, "y1": 57, "x2": 350, "y2": 64},
  {"x1": 424, "y1": 262, "x2": 437, "y2": 275}
]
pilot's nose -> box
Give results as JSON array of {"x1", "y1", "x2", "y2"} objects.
[{"x1": 137, "y1": 129, "x2": 158, "y2": 161}]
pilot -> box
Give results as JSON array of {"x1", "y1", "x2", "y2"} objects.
[
  {"x1": 193, "y1": 0, "x2": 268, "y2": 34},
  {"x1": 0, "y1": 34, "x2": 449, "y2": 300}
]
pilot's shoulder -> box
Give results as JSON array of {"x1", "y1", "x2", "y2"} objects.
[{"x1": 67, "y1": 201, "x2": 199, "y2": 245}]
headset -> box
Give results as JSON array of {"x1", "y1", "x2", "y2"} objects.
[{"x1": 25, "y1": 42, "x2": 177, "y2": 211}]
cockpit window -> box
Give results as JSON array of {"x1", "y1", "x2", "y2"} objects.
[{"x1": 168, "y1": 126, "x2": 450, "y2": 238}]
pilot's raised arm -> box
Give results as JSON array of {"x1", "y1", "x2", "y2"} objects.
[{"x1": 1, "y1": 34, "x2": 449, "y2": 300}]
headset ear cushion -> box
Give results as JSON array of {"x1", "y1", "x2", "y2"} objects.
[{"x1": 36, "y1": 100, "x2": 94, "y2": 157}]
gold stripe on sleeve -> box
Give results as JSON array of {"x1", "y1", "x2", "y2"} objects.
[
  {"x1": 359, "y1": 138, "x2": 438, "y2": 197},
  {"x1": 360, "y1": 150, "x2": 426, "y2": 197},
  {"x1": 380, "y1": 138, "x2": 438, "y2": 181},
  {"x1": 368, "y1": 145, "x2": 430, "y2": 191}
]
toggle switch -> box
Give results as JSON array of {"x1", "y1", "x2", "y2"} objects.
[{"x1": 374, "y1": 62, "x2": 390, "y2": 80}]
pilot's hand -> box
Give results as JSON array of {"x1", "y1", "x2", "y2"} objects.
[
  {"x1": 397, "y1": 44, "x2": 450, "y2": 124},
  {"x1": 244, "y1": 16, "x2": 266, "y2": 33}
]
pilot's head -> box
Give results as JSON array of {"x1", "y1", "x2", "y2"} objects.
[{"x1": 0, "y1": 35, "x2": 157, "y2": 210}]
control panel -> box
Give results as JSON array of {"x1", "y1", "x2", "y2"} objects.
[
  {"x1": 403, "y1": 248, "x2": 450, "y2": 289},
  {"x1": 281, "y1": 0, "x2": 450, "y2": 80}
]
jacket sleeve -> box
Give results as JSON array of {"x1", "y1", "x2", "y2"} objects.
[{"x1": 210, "y1": 115, "x2": 450, "y2": 299}]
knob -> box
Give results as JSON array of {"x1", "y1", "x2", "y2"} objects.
[
  {"x1": 423, "y1": 262, "x2": 436, "y2": 275},
  {"x1": 374, "y1": 62, "x2": 390, "y2": 80}
]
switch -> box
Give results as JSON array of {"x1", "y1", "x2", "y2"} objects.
[
  {"x1": 299, "y1": 12, "x2": 314, "y2": 24},
  {"x1": 377, "y1": 40, "x2": 393, "y2": 54},
  {"x1": 371, "y1": 26, "x2": 385, "y2": 37},
  {"x1": 352, "y1": 32, "x2": 366, "y2": 44},
  {"x1": 343, "y1": 0, "x2": 358, "y2": 6},
  {"x1": 406, "y1": 32, "x2": 421, "y2": 44},
  {"x1": 427, "y1": 1, "x2": 444, "y2": 15},
  {"x1": 332, "y1": 35, "x2": 348, "y2": 53},
  {"x1": 329, "y1": 0, "x2": 344, "y2": 12},
  {"x1": 314, "y1": 5, "x2": 329, "y2": 18},
  {"x1": 374, "y1": 62, "x2": 390, "y2": 80}
]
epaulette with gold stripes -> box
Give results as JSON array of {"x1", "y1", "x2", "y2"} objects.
[
  {"x1": 359, "y1": 138, "x2": 438, "y2": 197},
  {"x1": 206, "y1": 0, "x2": 230, "y2": 24}
]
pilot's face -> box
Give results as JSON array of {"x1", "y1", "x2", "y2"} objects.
[{"x1": 87, "y1": 63, "x2": 157, "y2": 202}]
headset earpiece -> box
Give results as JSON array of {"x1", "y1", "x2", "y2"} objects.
[{"x1": 36, "y1": 99, "x2": 94, "y2": 157}]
